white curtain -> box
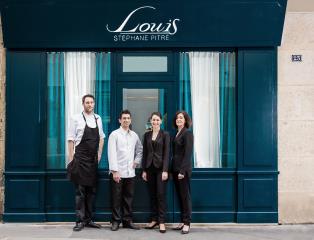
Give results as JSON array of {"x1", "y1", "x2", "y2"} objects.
[
  {"x1": 189, "y1": 52, "x2": 221, "y2": 168},
  {"x1": 64, "y1": 52, "x2": 96, "y2": 160}
]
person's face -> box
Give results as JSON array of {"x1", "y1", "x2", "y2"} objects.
[
  {"x1": 119, "y1": 113, "x2": 132, "y2": 129},
  {"x1": 83, "y1": 97, "x2": 95, "y2": 113},
  {"x1": 176, "y1": 113, "x2": 186, "y2": 129},
  {"x1": 151, "y1": 114, "x2": 162, "y2": 130}
]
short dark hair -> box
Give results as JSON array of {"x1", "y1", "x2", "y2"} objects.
[
  {"x1": 150, "y1": 111, "x2": 162, "y2": 120},
  {"x1": 82, "y1": 94, "x2": 95, "y2": 104},
  {"x1": 119, "y1": 109, "x2": 132, "y2": 119},
  {"x1": 172, "y1": 111, "x2": 192, "y2": 129}
]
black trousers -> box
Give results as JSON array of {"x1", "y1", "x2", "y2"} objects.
[
  {"x1": 147, "y1": 167, "x2": 167, "y2": 223},
  {"x1": 75, "y1": 184, "x2": 96, "y2": 223},
  {"x1": 173, "y1": 172, "x2": 192, "y2": 225},
  {"x1": 111, "y1": 176, "x2": 135, "y2": 223}
]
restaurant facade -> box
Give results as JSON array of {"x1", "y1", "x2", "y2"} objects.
[{"x1": 0, "y1": 0, "x2": 287, "y2": 223}]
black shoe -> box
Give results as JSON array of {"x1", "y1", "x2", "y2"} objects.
[
  {"x1": 73, "y1": 222, "x2": 84, "y2": 231},
  {"x1": 172, "y1": 223, "x2": 184, "y2": 230},
  {"x1": 122, "y1": 221, "x2": 140, "y2": 230},
  {"x1": 85, "y1": 221, "x2": 101, "y2": 228},
  {"x1": 111, "y1": 221, "x2": 120, "y2": 231},
  {"x1": 145, "y1": 221, "x2": 158, "y2": 229},
  {"x1": 181, "y1": 225, "x2": 190, "y2": 234}
]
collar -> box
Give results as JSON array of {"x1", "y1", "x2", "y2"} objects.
[
  {"x1": 119, "y1": 126, "x2": 131, "y2": 135},
  {"x1": 176, "y1": 127, "x2": 186, "y2": 138},
  {"x1": 83, "y1": 111, "x2": 94, "y2": 116},
  {"x1": 82, "y1": 111, "x2": 97, "y2": 119}
]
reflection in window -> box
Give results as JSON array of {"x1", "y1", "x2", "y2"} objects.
[{"x1": 179, "y1": 52, "x2": 236, "y2": 168}]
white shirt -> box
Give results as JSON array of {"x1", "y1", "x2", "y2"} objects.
[
  {"x1": 67, "y1": 112, "x2": 105, "y2": 146},
  {"x1": 108, "y1": 127, "x2": 143, "y2": 178}
]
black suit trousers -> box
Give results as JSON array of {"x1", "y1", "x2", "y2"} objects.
[
  {"x1": 75, "y1": 184, "x2": 96, "y2": 223},
  {"x1": 111, "y1": 176, "x2": 135, "y2": 223},
  {"x1": 173, "y1": 172, "x2": 192, "y2": 225},
  {"x1": 147, "y1": 167, "x2": 167, "y2": 223}
]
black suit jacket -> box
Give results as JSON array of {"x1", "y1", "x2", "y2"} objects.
[
  {"x1": 172, "y1": 127, "x2": 194, "y2": 177},
  {"x1": 142, "y1": 130, "x2": 170, "y2": 171}
]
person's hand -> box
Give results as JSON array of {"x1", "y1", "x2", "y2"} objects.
[
  {"x1": 132, "y1": 162, "x2": 138, "y2": 169},
  {"x1": 178, "y1": 173, "x2": 184, "y2": 180},
  {"x1": 98, "y1": 153, "x2": 102, "y2": 162},
  {"x1": 112, "y1": 171, "x2": 121, "y2": 183},
  {"x1": 162, "y1": 172, "x2": 168, "y2": 181},
  {"x1": 142, "y1": 171, "x2": 147, "y2": 182}
]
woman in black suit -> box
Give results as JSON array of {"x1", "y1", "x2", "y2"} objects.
[
  {"x1": 142, "y1": 112, "x2": 170, "y2": 233},
  {"x1": 172, "y1": 111, "x2": 193, "y2": 234}
]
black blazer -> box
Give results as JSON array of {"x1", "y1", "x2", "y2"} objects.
[
  {"x1": 172, "y1": 127, "x2": 194, "y2": 177},
  {"x1": 142, "y1": 130, "x2": 170, "y2": 171}
]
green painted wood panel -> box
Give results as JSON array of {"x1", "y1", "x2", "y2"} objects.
[
  {"x1": 237, "y1": 48, "x2": 278, "y2": 223},
  {"x1": 6, "y1": 51, "x2": 46, "y2": 171}
]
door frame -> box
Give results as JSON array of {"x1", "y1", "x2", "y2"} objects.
[{"x1": 111, "y1": 51, "x2": 178, "y2": 222}]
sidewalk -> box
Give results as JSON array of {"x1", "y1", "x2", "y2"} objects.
[{"x1": 0, "y1": 223, "x2": 313, "y2": 240}]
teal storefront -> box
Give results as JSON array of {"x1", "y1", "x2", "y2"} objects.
[{"x1": 1, "y1": 0, "x2": 287, "y2": 222}]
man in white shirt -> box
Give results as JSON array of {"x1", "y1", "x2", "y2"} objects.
[
  {"x1": 108, "y1": 109, "x2": 143, "y2": 231},
  {"x1": 67, "y1": 94, "x2": 105, "y2": 231}
]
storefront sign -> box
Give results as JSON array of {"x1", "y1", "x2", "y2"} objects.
[
  {"x1": 0, "y1": 0, "x2": 288, "y2": 48},
  {"x1": 106, "y1": 6, "x2": 180, "y2": 42}
]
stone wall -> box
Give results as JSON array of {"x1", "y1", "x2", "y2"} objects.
[
  {"x1": 278, "y1": 12, "x2": 314, "y2": 223},
  {"x1": 0, "y1": 19, "x2": 5, "y2": 220}
]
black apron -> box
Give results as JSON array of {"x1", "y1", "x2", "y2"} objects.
[{"x1": 67, "y1": 113, "x2": 100, "y2": 187}]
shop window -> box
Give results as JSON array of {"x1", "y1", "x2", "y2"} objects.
[
  {"x1": 46, "y1": 51, "x2": 235, "y2": 170},
  {"x1": 179, "y1": 52, "x2": 236, "y2": 168},
  {"x1": 47, "y1": 52, "x2": 111, "y2": 169}
]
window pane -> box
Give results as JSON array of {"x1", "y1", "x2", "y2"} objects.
[
  {"x1": 179, "y1": 52, "x2": 236, "y2": 168},
  {"x1": 47, "y1": 52, "x2": 66, "y2": 169},
  {"x1": 123, "y1": 88, "x2": 166, "y2": 139},
  {"x1": 47, "y1": 52, "x2": 111, "y2": 169},
  {"x1": 123, "y1": 56, "x2": 168, "y2": 72},
  {"x1": 95, "y1": 52, "x2": 111, "y2": 169}
]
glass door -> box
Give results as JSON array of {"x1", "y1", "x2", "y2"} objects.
[
  {"x1": 116, "y1": 82, "x2": 176, "y2": 222},
  {"x1": 122, "y1": 88, "x2": 166, "y2": 139}
]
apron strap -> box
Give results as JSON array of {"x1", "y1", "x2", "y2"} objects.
[
  {"x1": 82, "y1": 112, "x2": 87, "y2": 123},
  {"x1": 94, "y1": 114, "x2": 99, "y2": 128},
  {"x1": 82, "y1": 112, "x2": 99, "y2": 127}
]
